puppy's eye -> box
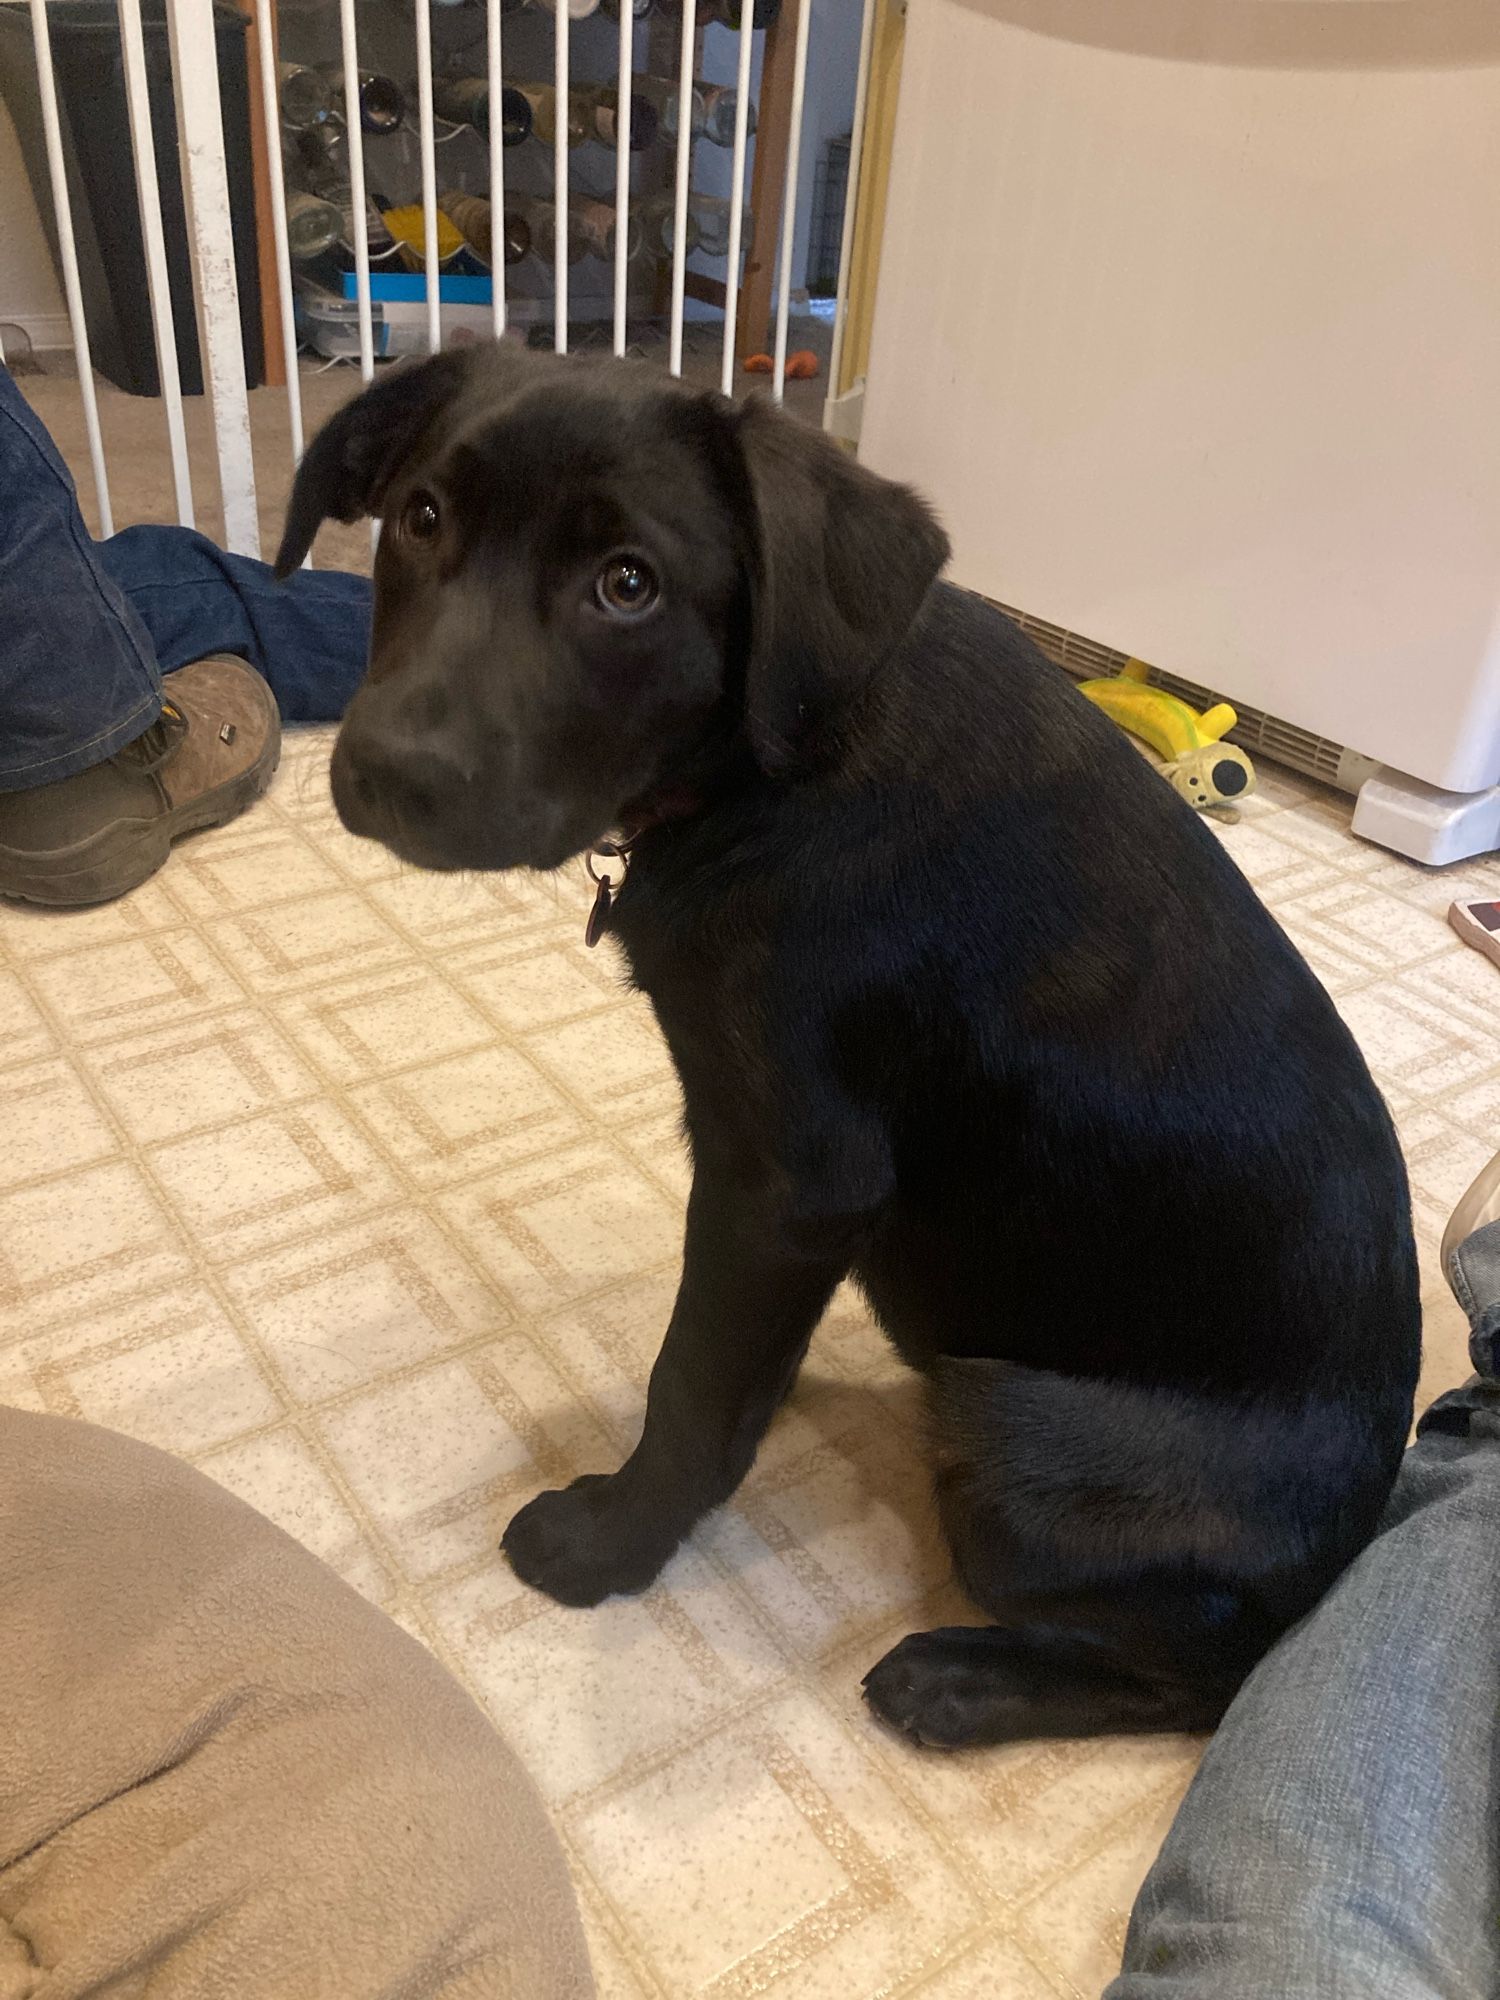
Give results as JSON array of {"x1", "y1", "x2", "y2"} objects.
[
  {"x1": 595, "y1": 555, "x2": 659, "y2": 618},
  {"x1": 401, "y1": 491, "x2": 440, "y2": 544}
]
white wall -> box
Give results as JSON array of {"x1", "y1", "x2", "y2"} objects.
[{"x1": 0, "y1": 94, "x2": 67, "y2": 349}]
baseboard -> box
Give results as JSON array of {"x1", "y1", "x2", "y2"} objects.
[{"x1": 0, "y1": 311, "x2": 74, "y2": 353}]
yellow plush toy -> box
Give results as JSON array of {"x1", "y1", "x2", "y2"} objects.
[
  {"x1": 383, "y1": 204, "x2": 465, "y2": 273},
  {"x1": 1078, "y1": 658, "x2": 1256, "y2": 813}
]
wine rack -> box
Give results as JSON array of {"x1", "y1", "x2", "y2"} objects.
[{"x1": 266, "y1": 0, "x2": 788, "y2": 357}]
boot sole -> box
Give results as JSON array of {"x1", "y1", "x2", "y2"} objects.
[
  {"x1": 1442, "y1": 1152, "x2": 1500, "y2": 1300},
  {"x1": 0, "y1": 717, "x2": 282, "y2": 909}
]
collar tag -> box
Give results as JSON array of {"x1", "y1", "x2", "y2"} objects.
[{"x1": 584, "y1": 840, "x2": 630, "y2": 948}]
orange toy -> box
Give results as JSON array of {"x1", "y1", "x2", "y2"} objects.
[{"x1": 743, "y1": 349, "x2": 819, "y2": 379}]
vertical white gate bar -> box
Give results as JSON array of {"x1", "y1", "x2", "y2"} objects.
[
  {"x1": 825, "y1": 0, "x2": 874, "y2": 410},
  {"x1": 487, "y1": 0, "x2": 506, "y2": 335},
  {"x1": 666, "y1": 0, "x2": 696, "y2": 376},
  {"x1": 612, "y1": 0, "x2": 632, "y2": 356},
  {"x1": 29, "y1": 0, "x2": 112, "y2": 535},
  {"x1": 253, "y1": 0, "x2": 305, "y2": 476},
  {"x1": 166, "y1": 0, "x2": 260, "y2": 556},
  {"x1": 414, "y1": 0, "x2": 441, "y2": 353},
  {"x1": 554, "y1": 4, "x2": 569, "y2": 349},
  {"x1": 718, "y1": 10, "x2": 755, "y2": 394},
  {"x1": 338, "y1": 0, "x2": 376, "y2": 382},
  {"x1": 769, "y1": 0, "x2": 812, "y2": 403},
  {"x1": 118, "y1": 0, "x2": 194, "y2": 526}
]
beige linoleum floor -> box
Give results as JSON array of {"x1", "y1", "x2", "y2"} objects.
[{"x1": 1, "y1": 362, "x2": 1494, "y2": 1998}]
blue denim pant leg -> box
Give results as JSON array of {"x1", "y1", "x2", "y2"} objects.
[
  {"x1": 0, "y1": 369, "x2": 162, "y2": 790},
  {"x1": 0, "y1": 365, "x2": 372, "y2": 795},
  {"x1": 99, "y1": 528, "x2": 372, "y2": 725},
  {"x1": 1107, "y1": 1353, "x2": 1500, "y2": 1999}
]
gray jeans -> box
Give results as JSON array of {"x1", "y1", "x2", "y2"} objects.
[{"x1": 1108, "y1": 1286, "x2": 1500, "y2": 1998}]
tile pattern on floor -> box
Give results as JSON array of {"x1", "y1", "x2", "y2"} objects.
[{"x1": 1, "y1": 732, "x2": 1493, "y2": 2000}]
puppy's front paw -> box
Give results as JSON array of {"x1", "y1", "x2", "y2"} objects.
[{"x1": 502, "y1": 1474, "x2": 674, "y2": 1607}]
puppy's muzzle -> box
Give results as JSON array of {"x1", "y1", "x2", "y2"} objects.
[
  {"x1": 329, "y1": 715, "x2": 576, "y2": 871},
  {"x1": 330, "y1": 720, "x2": 460, "y2": 847}
]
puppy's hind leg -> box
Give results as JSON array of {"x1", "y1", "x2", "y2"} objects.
[{"x1": 863, "y1": 1357, "x2": 1392, "y2": 1749}]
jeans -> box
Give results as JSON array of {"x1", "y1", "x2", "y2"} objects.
[
  {"x1": 1108, "y1": 1263, "x2": 1500, "y2": 1998},
  {"x1": 0, "y1": 368, "x2": 371, "y2": 792}
]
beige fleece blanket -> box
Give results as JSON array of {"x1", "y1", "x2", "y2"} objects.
[{"x1": 0, "y1": 1409, "x2": 593, "y2": 2000}]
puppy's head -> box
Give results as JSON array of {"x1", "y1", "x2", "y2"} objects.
[{"x1": 277, "y1": 346, "x2": 947, "y2": 872}]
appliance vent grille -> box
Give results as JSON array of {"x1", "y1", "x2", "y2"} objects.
[{"x1": 996, "y1": 602, "x2": 1352, "y2": 789}]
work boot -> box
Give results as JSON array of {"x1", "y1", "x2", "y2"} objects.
[
  {"x1": 1442, "y1": 1150, "x2": 1500, "y2": 1384},
  {"x1": 1444, "y1": 1152, "x2": 1500, "y2": 1301},
  {"x1": 0, "y1": 656, "x2": 280, "y2": 907}
]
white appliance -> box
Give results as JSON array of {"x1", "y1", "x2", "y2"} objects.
[{"x1": 859, "y1": 0, "x2": 1500, "y2": 862}]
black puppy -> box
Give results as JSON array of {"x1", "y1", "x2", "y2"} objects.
[{"x1": 277, "y1": 345, "x2": 1420, "y2": 1749}]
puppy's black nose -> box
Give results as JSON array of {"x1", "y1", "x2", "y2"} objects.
[{"x1": 331, "y1": 724, "x2": 460, "y2": 840}]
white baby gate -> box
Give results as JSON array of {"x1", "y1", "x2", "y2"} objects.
[{"x1": 12, "y1": 0, "x2": 873, "y2": 560}]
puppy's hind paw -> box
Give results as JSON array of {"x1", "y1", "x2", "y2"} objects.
[{"x1": 862, "y1": 1627, "x2": 1039, "y2": 1750}]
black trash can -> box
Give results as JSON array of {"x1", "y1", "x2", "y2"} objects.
[{"x1": 0, "y1": 0, "x2": 264, "y2": 397}]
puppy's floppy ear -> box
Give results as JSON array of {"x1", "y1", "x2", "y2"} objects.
[
  {"x1": 274, "y1": 350, "x2": 470, "y2": 577},
  {"x1": 729, "y1": 396, "x2": 948, "y2": 773}
]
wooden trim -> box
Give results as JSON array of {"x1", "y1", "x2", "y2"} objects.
[
  {"x1": 837, "y1": 0, "x2": 905, "y2": 398},
  {"x1": 734, "y1": 0, "x2": 797, "y2": 362},
  {"x1": 237, "y1": 0, "x2": 286, "y2": 387}
]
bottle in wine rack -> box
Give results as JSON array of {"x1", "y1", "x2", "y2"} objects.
[
  {"x1": 634, "y1": 76, "x2": 706, "y2": 144},
  {"x1": 689, "y1": 194, "x2": 751, "y2": 258},
  {"x1": 641, "y1": 191, "x2": 700, "y2": 258},
  {"x1": 585, "y1": 84, "x2": 659, "y2": 152},
  {"x1": 432, "y1": 76, "x2": 533, "y2": 145},
  {"x1": 284, "y1": 188, "x2": 344, "y2": 259},
  {"x1": 512, "y1": 195, "x2": 590, "y2": 265},
  {"x1": 292, "y1": 122, "x2": 342, "y2": 194},
  {"x1": 277, "y1": 63, "x2": 331, "y2": 130},
  {"x1": 438, "y1": 189, "x2": 533, "y2": 266},
  {"x1": 527, "y1": 0, "x2": 601, "y2": 19},
  {"x1": 312, "y1": 186, "x2": 403, "y2": 263},
  {"x1": 571, "y1": 194, "x2": 643, "y2": 262},
  {"x1": 323, "y1": 69, "x2": 407, "y2": 135},
  {"x1": 518, "y1": 83, "x2": 590, "y2": 148},
  {"x1": 700, "y1": 82, "x2": 754, "y2": 145}
]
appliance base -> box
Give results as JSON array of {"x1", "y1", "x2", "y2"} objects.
[{"x1": 1353, "y1": 770, "x2": 1500, "y2": 868}]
